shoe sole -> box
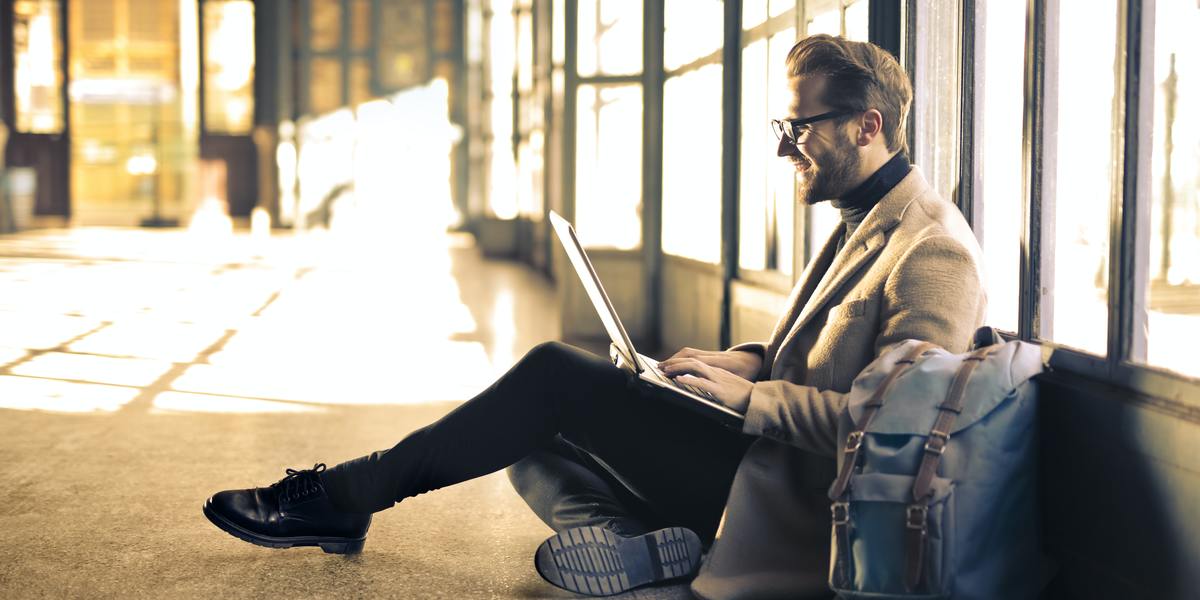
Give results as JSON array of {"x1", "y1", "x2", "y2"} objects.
[
  {"x1": 534, "y1": 526, "x2": 701, "y2": 597},
  {"x1": 202, "y1": 499, "x2": 366, "y2": 554}
]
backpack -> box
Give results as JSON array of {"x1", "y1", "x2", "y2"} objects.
[{"x1": 827, "y1": 328, "x2": 1046, "y2": 599}]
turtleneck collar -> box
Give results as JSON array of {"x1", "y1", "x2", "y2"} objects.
[{"x1": 831, "y1": 152, "x2": 911, "y2": 228}]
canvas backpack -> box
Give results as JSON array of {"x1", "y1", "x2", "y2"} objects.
[{"x1": 827, "y1": 328, "x2": 1047, "y2": 599}]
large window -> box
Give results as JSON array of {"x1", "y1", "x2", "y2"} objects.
[
  {"x1": 737, "y1": 0, "x2": 869, "y2": 278},
  {"x1": 975, "y1": 0, "x2": 1026, "y2": 334},
  {"x1": 1144, "y1": 0, "x2": 1200, "y2": 378},
  {"x1": 661, "y1": 0, "x2": 724, "y2": 263},
  {"x1": 13, "y1": 0, "x2": 64, "y2": 134},
  {"x1": 739, "y1": 1, "x2": 797, "y2": 275},
  {"x1": 202, "y1": 0, "x2": 254, "y2": 135},
  {"x1": 574, "y1": 0, "x2": 643, "y2": 248}
]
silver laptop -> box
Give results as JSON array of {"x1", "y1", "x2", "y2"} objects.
[{"x1": 548, "y1": 210, "x2": 746, "y2": 430}]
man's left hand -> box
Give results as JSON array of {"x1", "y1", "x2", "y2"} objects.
[{"x1": 658, "y1": 358, "x2": 753, "y2": 415}]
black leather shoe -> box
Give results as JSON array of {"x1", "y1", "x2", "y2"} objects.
[
  {"x1": 203, "y1": 463, "x2": 372, "y2": 554},
  {"x1": 534, "y1": 526, "x2": 702, "y2": 596}
]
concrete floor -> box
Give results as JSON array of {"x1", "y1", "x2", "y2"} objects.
[{"x1": 0, "y1": 227, "x2": 694, "y2": 599}]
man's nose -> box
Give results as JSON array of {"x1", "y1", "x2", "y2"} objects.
[{"x1": 776, "y1": 136, "x2": 795, "y2": 158}]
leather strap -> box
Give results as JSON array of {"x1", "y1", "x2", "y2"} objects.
[
  {"x1": 828, "y1": 341, "x2": 938, "y2": 588},
  {"x1": 829, "y1": 341, "x2": 940, "y2": 499},
  {"x1": 903, "y1": 345, "x2": 996, "y2": 591}
]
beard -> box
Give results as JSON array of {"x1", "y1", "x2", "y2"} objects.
[{"x1": 795, "y1": 138, "x2": 861, "y2": 206}]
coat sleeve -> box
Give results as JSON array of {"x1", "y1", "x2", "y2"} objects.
[{"x1": 740, "y1": 234, "x2": 986, "y2": 457}]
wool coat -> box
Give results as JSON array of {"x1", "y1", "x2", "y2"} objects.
[{"x1": 690, "y1": 166, "x2": 987, "y2": 599}]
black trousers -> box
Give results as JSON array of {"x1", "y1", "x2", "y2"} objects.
[{"x1": 320, "y1": 341, "x2": 755, "y2": 543}]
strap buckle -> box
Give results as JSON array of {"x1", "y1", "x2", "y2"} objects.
[
  {"x1": 906, "y1": 504, "x2": 928, "y2": 530},
  {"x1": 844, "y1": 430, "x2": 864, "y2": 453},
  {"x1": 923, "y1": 430, "x2": 949, "y2": 455},
  {"x1": 831, "y1": 501, "x2": 850, "y2": 526}
]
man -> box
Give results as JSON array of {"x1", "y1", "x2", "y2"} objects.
[{"x1": 203, "y1": 35, "x2": 984, "y2": 599}]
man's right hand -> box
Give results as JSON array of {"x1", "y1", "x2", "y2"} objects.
[{"x1": 659, "y1": 347, "x2": 763, "y2": 382}]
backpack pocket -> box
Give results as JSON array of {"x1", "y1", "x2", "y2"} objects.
[{"x1": 830, "y1": 472, "x2": 955, "y2": 599}]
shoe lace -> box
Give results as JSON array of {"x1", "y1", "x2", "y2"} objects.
[{"x1": 272, "y1": 463, "x2": 327, "y2": 503}]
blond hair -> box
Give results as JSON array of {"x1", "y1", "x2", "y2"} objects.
[{"x1": 786, "y1": 34, "x2": 913, "y2": 154}]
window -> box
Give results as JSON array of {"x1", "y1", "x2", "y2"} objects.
[
  {"x1": 13, "y1": 0, "x2": 64, "y2": 134},
  {"x1": 488, "y1": 0, "x2": 518, "y2": 218},
  {"x1": 202, "y1": 0, "x2": 254, "y2": 135},
  {"x1": 1044, "y1": 0, "x2": 1120, "y2": 355},
  {"x1": 661, "y1": 0, "x2": 724, "y2": 263},
  {"x1": 574, "y1": 0, "x2": 644, "y2": 248},
  {"x1": 662, "y1": 63, "x2": 724, "y2": 262},
  {"x1": 1144, "y1": 0, "x2": 1200, "y2": 378},
  {"x1": 739, "y1": 1, "x2": 797, "y2": 275},
  {"x1": 577, "y1": 0, "x2": 641, "y2": 77},
  {"x1": 975, "y1": 0, "x2": 1025, "y2": 334}
]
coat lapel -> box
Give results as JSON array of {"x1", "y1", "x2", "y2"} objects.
[{"x1": 772, "y1": 167, "x2": 930, "y2": 363}]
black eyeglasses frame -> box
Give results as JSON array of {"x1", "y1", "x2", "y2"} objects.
[{"x1": 771, "y1": 109, "x2": 857, "y2": 144}]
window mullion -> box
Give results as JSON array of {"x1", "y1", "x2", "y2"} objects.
[
  {"x1": 1020, "y1": 0, "x2": 1055, "y2": 342},
  {"x1": 1110, "y1": 0, "x2": 1154, "y2": 365}
]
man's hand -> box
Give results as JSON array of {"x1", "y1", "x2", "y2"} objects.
[
  {"x1": 660, "y1": 348, "x2": 762, "y2": 381},
  {"x1": 659, "y1": 358, "x2": 754, "y2": 415}
]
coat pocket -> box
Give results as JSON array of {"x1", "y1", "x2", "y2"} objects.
[{"x1": 829, "y1": 472, "x2": 955, "y2": 599}]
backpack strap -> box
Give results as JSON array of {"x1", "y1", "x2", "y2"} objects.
[
  {"x1": 904, "y1": 345, "x2": 997, "y2": 591},
  {"x1": 828, "y1": 341, "x2": 939, "y2": 587}
]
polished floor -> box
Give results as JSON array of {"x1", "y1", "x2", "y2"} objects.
[{"x1": 0, "y1": 226, "x2": 692, "y2": 599}]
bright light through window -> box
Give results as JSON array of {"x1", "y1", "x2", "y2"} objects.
[
  {"x1": 1047, "y1": 0, "x2": 1118, "y2": 355},
  {"x1": 663, "y1": 64, "x2": 724, "y2": 263},
  {"x1": 1145, "y1": 0, "x2": 1200, "y2": 378},
  {"x1": 575, "y1": 84, "x2": 643, "y2": 249},
  {"x1": 978, "y1": 0, "x2": 1025, "y2": 334},
  {"x1": 490, "y1": 0, "x2": 518, "y2": 219},
  {"x1": 577, "y1": 0, "x2": 642, "y2": 77}
]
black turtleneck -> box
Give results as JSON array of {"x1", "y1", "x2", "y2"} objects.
[{"x1": 831, "y1": 152, "x2": 911, "y2": 248}]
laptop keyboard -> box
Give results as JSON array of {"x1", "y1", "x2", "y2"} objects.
[{"x1": 648, "y1": 363, "x2": 716, "y2": 400}]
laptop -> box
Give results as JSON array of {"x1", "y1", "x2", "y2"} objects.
[{"x1": 548, "y1": 210, "x2": 746, "y2": 430}]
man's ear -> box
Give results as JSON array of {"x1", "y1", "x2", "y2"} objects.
[{"x1": 857, "y1": 109, "x2": 884, "y2": 146}]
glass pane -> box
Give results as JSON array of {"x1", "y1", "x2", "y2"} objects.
[
  {"x1": 553, "y1": 0, "x2": 566, "y2": 64},
  {"x1": 770, "y1": 0, "x2": 794, "y2": 19},
  {"x1": 378, "y1": 0, "x2": 426, "y2": 89},
  {"x1": 349, "y1": 58, "x2": 372, "y2": 106},
  {"x1": 663, "y1": 64, "x2": 723, "y2": 263},
  {"x1": 1047, "y1": 0, "x2": 1118, "y2": 354},
  {"x1": 310, "y1": 57, "x2": 343, "y2": 115},
  {"x1": 805, "y1": 3, "x2": 840, "y2": 36},
  {"x1": 768, "y1": 28, "x2": 797, "y2": 274},
  {"x1": 350, "y1": 0, "x2": 371, "y2": 51},
  {"x1": 13, "y1": 0, "x2": 64, "y2": 134},
  {"x1": 577, "y1": 0, "x2": 642, "y2": 77},
  {"x1": 202, "y1": 0, "x2": 255, "y2": 135},
  {"x1": 743, "y1": 0, "x2": 768, "y2": 30},
  {"x1": 310, "y1": 0, "x2": 341, "y2": 51},
  {"x1": 1145, "y1": 1, "x2": 1200, "y2": 378},
  {"x1": 575, "y1": 84, "x2": 642, "y2": 248},
  {"x1": 664, "y1": 0, "x2": 722, "y2": 71},
  {"x1": 977, "y1": 0, "x2": 1025, "y2": 334},
  {"x1": 845, "y1": 0, "x2": 869, "y2": 42},
  {"x1": 739, "y1": 39, "x2": 769, "y2": 272},
  {"x1": 490, "y1": 0, "x2": 517, "y2": 218}
]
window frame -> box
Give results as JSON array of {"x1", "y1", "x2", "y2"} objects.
[{"x1": 963, "y1": 0, "x2": 1200, "y2": 405}]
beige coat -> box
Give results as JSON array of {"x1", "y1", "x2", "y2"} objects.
[{"x1": 691, "y1": 166, "x2": 987, "y2": 599}]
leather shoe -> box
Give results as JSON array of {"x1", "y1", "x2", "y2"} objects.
[
  {"x1": 534, "y1": 526, "x2": 702, "y2": 596},
  {"x1": 203, "y1": 463, "x2": 371, "y2": 554}
]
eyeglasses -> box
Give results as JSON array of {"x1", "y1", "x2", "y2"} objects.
[{"x1": 771, "y1": 110, "x2": 855, "y2": 145}]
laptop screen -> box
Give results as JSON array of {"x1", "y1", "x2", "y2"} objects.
[{"x1": 548, "y1": 211, "x2": 642, "y2": 373}]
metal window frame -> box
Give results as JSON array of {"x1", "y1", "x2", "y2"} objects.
[{"x1": 970, "y1": 0, "x2": 1200, "y2": 407}]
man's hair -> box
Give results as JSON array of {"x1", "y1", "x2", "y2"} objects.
[{"x1": 785, "y1": 35, "x2": 912, "y2": 155}]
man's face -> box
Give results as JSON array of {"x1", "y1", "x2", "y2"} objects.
[{"x1": 777, "y1": 76, "x2": 861, "y2": 205}]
